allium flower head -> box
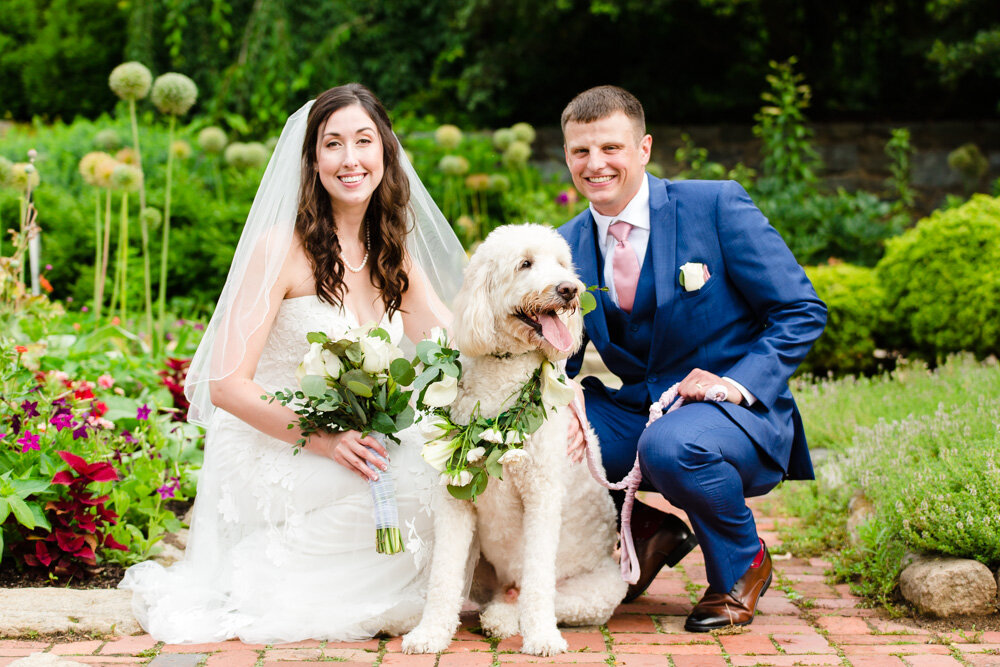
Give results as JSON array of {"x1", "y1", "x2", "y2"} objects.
[
  {"x1": 109, "y1": 62, "x2": 153, "y2": 101},
  {"x1": 115, "y1": 147, "x2": 139, "y2": 166},
  {"x1": 170, "y1": 140, "x2": 192, "y2": 160},
  {"x1": 493, "y1": 128, "x2": 515, "y2": 151},
  {"x1": 110, "y1": 164, "x2": 143, "y2": 192},
  {"x1": 434, "y1": 124, "x2": 463, "y2": 150},
  {"x1": 151, "y1": 73, "x2": 199, "y2": 116},
  {"x1": 502, "y1": 141, "x2": 531, "y2": 169},
  {"x1": 198, "y1": 127, "x2": 228, "y2": 153},
  {"x1": 10, "y1": 163, "x2": 41, "y2": 191},
  {"x1": 464, "y1": 173, "x2": 489, "y2": 191},
  {"x1": 225, "y1": 142, "x2": 268, "y2": 169},
  {"x1": 79, "y1": 152, "x2": 112, "y2": 186},
  {"x1": 438, "y1": 155, "x2": 470, "y2": 176},
  {"x1": 510, "y1": 122, "x2": 536, "y2": 144},
  {"x1": 456, "y1": 215, "x2": 476, "y2": 237},
  {"x1": 140, "y1": 207, "x2": 163, "y2": 229},
  {"x1": 94, "y1": 155, "x2": 119, "y2": 188},
  {"x1": 0, "y1": 156, "x2": 13, "y2": 187},
  {"x1": 94, "y1": 129, "x2": 122, "y2": 152},
  {"x1": 487, "y1": 173, "x2": 511, "y2": 193}
]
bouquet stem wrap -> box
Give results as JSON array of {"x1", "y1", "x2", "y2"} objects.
[{"x1": 366, "y1": 433, "x2": 404, "y2": 554}]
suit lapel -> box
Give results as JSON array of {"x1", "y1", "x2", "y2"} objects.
[
  {"x1": 649, "y1": 176, "x2": 678, "y2": 353},
  {"x1": 573, "y1": 210, "x2": 611, "y2": 346}
]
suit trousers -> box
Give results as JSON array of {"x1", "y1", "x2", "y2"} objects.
[{"x1": 582, "y1": 378, "x2": 785, "y2": 593}]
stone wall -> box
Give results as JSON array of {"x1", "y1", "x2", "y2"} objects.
[{"x1": 536, "y1": 120, "x2": 1000, "y2": 215}]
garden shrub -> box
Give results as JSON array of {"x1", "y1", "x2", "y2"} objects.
[
  {"x1": 801, "y1": 263, "x2": 887, "y2": 377},
  {"x1": 877, "y1": 194, "x2": 1000, "y2": 359}
]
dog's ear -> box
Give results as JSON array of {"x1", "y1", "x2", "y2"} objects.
[{"x1": 450, "y1": 255, "x2": 499, "y2": 357}]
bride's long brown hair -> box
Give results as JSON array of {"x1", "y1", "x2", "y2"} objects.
[{"x1": 296, "y1": 83, "x2": 410, "y2": 317}]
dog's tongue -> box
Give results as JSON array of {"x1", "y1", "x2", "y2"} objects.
[{"x1": 537, "y1": 312, "x2": 573, "y2": 352}]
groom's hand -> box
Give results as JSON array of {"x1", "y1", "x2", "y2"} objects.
[
  {"x1": 678, "y1": 369, "x2": 743, "y2": 405},
  {"x1": 566, "y1": 379, "x2": 587, "y2": 463}
]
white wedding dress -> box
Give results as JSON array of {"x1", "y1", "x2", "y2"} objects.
[{"x1": 120, "y1": 296, "x2": 436, "y2": 644}]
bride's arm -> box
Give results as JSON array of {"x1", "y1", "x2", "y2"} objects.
[
  {"x1": 400, "y1": 256, "x2": 453, "y2": 343},
  {"x1": 208, "y1": 243, "x2": 388, "y2": 481}
]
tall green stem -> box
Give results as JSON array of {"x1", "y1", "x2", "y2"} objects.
[
  {"x1": 117, "y1": 193, "x2": 129, "y2": 323},
  {"x1": 157, "y1": 115, "x2": 176, "y2": 354},
  {"x1": 128, "y1": 99, "x2": 147, "y2": 212},
  {"x1": 138, "y1": 195, "x2": 153, "y2": 341},
  {"x1": 96, "y1": 189, "x2": 113, "y2": 319},
  {"x1": 92, "y1": 190, "x2": 102, "y2": 314}
]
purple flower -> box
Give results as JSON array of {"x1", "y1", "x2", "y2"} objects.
[
  {"x1": 136, "y1": 404, "x2": 151, "y2": 421},
  {"x1": 81, "y1": 306, "x2": 89, "y2": 312},
  {"x1": 18, "y1": 430, "x2": 40, "y2": 453},
  {"x1": 10, "y1": 414, "x2": 21, "y2": 435},
  {"x1": 122, "y1": 430, "x2": 137, "y2": 444},
  {"x1": 72, "y1": 424, "x2": 89, "y2": 440},
  {"x1": 156, "y1": 476, "x2": 180, "y2": 500},
  {"x1": 50, "y1": 411, "x2": 75, "y2": 432},
  {"x1": 52, "y1": 397, "x2": 68, "y2": 407},
  {"x1": 20, "y1": 400, "x2": 39, "y2": 418},
  {"x1": 45, "y1": 264, "x2": 52, "y2": 271},
  {"x1": 193, "y1": 323, "x2": 205, "y2": 331}
]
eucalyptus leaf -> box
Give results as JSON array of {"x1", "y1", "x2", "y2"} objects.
[
  {"x1": 395, "y1": 404, "x2": 415, "y2": 431},
  {"x1": 412, "y1": 366, "x2": 439, "y2": 393},
  {"x1": 416, "y1": 340, "x2": 441, "y2": 364},
  {"x1": 300, "y1": 374, "x2": 327, "y2": 398},
  {"x1": 370, "y1": 327, "x2": 391, "y2": 342},
  {"x1": 390, "y1": 358, "x2": 416, "y2": 385},
  {"x1": 371, "y1": 412, "x2": 397, "y2": 434},
  {"x1": 580, "y1": 290, "x2": 597, "y2": 315},
  {"x1": 345, "y1": 390, "x2": 367, "y2": 424},
  {"x1": 442, "y1": 361, "x2": 461, "y2": 378},
  {"x1": 472, "y1": 470, "x2": 489, "y2": 496},
  {"x1": 306, "y1": 331, "x2": 329, "y2": 345},
  {"x1": 346, "y1": 342, "x2": 364, "y2": 364}
]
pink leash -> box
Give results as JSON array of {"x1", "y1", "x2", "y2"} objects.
[{"x1": 571, "y1": 382, "x2": 728, "y2": 584}]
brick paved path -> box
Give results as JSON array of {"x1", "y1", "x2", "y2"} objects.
[{"x1": 3, "y1": 499, "x2": 999, "y2": 667}]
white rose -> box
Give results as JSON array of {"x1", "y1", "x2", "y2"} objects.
[
  {"x1": 479, "y1": 428, "x2": 504, "y2": 444},
  {"x1": 296, "y1": 342, "x2": 327, "y2": 383},
  {"x1": 679, "y1": 262, "x2": 707, "y2": 291},
  {"x1": 540, "y1": 362, "x2": 575, "y2": 408},
  {"x1": 421, "y1": 438, "x2": 459, "y2": 472},
  {"x1": 439, "y1": 470, "x2": 473, "y2": 486},
  {"x1": 498, "y1": 449, "x2": 527, "y2": 465},
  {"x1": 422, "y1": 373, "x2": 458, "y2": 407},
  {"x1": 456, "y1": 470, "x2": 473, "y2": 486},
  {"x1": 429, "y1": 326, "x2": 447, "y2": 345},
  {"x1": 466, "y1": 446, "x2": 486, "y2": 463},
  {"x1": 504, "y1": 431, "x2": 523, "y2": 445},
  {"x1": 360, "y1": 335, "x2": 399, "y2": 373},
  {"x1": 418, "y1": 415, "x2": 449, "y2": 441},
  {"x1": 321, "y1": 348, "x2": 343, "y2": 379}
]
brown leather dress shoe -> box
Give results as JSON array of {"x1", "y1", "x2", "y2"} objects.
[
  {"x1": 684, "y1": 541, "x2": 772, "y2": 632},
  {"x1": 622, "y1": 513, "x2": 699, "y2": 603}
]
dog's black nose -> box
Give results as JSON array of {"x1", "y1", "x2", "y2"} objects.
[{"x1": 556, "y1": 282, "x2": 578, "y2": 302}]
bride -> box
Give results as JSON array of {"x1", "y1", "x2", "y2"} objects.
[{"x1": 120, "y1": 84, "x2": 465, "y2": 645}]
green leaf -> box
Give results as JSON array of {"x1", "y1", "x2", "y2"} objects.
[
  {"x1": 0, "y1": 498, "x2": 10, "y2": 524},
  {"x1": 442, "y1": 361, "x2": 461, "y2": 378},
  {"x1": 306, "y1": 331, "x2": 329, "y2": 345},
  {"x1": 300, "y1": 374, "x2": 327, "y2": 398},
  {"x1": 341, "y1": 369, "x2": 374, "y2": 398},
  {"x1": 375, "y1": 384, "x2": 388, "y2": 410},
  {"x1": 371, "y1": 412, "x2": 397, "y2": 434},
  {"x1": 394, "y1": 405, "x2": 415, "y2": 431},
  {"x1": 580, "y1": 290, "x2": 597, "y2": 316},
  {"x1": 345, "y1": 342, "x2": 364, "y2": 364},
  {"x1": 345, "y1": 390, "x2": 367, "y2": 424},
  {"x1": 472, "y1": 470, "x2": 489, "y2": 496},
  {"x1": 29, "y1": 503, "x2": 51, "y2": 532},
  {"x1": 390, "y1": 358, "x2": 416, "y2": 385},
  {"x1": 412, "y1": 366, "x2": 440, "y2": 393},
  {"x1": 10, "y1": 479, "x2": 50, "y2": 498},
  {"x1": 416, "y1": 340, "x2": 441, "y2": 365},
  {"x1": 447, "y1": 482, "x2": 475, "y2": 500},
  {"x1": 388, "y1": 389, "x2": 412, "y2": 413},
  {"x1": 7, "y1": 496, "x2": 35, "y2": 529},
  {"x1": 485, "y1": 448, "x2": 504, "y2": 479},
  {"x1": 370, "y1": 327, "x2": 391, "y2": 342}
]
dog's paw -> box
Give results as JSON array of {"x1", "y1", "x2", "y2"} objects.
[
  {"x1": 401, "y1": 625, "x2": 452, "y2": 654},
  {"x1": 480, "y1": 601, "x2": 519, "y2": 639},
  {"x1": 521, "y1": 630, "x2": 568, "y2": 657}
]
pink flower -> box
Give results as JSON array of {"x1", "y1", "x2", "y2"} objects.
[
  {"x1": 136, "y1": 404, "x2": 151, "y2": 421},
  {"x1": 97, "y1": 374, "x2": 115, "y2": 389},
  {"x1": 18, "y1": 430, "x2": 40, "y2": 453}
]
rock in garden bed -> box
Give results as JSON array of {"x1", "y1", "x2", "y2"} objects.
[{"x1": 899, "y1": 556, "x2": 997, "y2": 617}]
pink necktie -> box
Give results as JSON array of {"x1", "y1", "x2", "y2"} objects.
[{"x1": 609, "y1": 220, "x2": 639, "y2": 313}]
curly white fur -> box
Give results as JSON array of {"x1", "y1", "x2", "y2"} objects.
[{"x1": 402, "y1": 224, "x2": 627, "y2": 657}]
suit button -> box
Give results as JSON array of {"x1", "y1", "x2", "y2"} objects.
[
  {"x1": 629, "y1": 324, "x2": 639, "y2": 332},
  {"x1": 648, "y1": 375, "x2": 658, "y2": 383}
]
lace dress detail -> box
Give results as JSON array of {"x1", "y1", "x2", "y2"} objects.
[{"x1": 120, "y1": 297, "x2": 435, "y2": 644}]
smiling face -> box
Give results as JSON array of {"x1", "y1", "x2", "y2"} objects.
[
  {"x1": 563, "y1": 111, "x2": 651, "y2": 218},
  {"x1": 315, "y1": 104, "x2": 385, "y2": 219}
]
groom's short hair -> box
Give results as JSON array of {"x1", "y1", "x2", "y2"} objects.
[{"x1": 560, "y1": 86, "x2": 646, "y2": 140}]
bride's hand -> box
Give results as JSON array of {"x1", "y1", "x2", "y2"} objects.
[{"x1": 306, "y1": 430, "x2": 390, "y2": 481}]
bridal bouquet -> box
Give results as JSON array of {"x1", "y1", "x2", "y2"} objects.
[{"x1": 268, "y1": 326, "x2": 416, "y2": 554}]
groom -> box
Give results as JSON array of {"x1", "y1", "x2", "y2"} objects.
[{"x1": 557, "y1": 86, "x2": 826, "y2": 631}]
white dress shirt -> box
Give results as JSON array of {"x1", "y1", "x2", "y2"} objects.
[{"x1": 589, "y1": 173, "x2": 756, "y2": 406}]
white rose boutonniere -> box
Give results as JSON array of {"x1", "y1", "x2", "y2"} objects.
[{"x1": 679, "y1": 262, "x2": 710, "y2": 292}]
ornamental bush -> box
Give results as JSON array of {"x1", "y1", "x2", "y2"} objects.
[
  {"x1": 800, "y1": 263, "x2": 887, "y2": 377},
  {"x1": 876, "y1": 194, "x2": 1000, "y2": 360}
]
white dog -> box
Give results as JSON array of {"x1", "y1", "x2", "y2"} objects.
[{"x1": 402, "y1": 224, "x2": 627, "y2": 657}]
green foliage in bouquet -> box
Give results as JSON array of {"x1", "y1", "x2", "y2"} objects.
[
  {"x1": 268, "y1": 328, "x2": 416, "y2": 447},
  {"x1": 876, "y1": 194, "x2": 1000, "y2": 360}
]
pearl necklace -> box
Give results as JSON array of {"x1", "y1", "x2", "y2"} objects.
[{"x1": 342, "y1": 226, "x2": 370, "y2": 274}]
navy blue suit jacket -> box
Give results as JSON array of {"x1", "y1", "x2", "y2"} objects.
[{"x1": 558, "y1": 175, "x2": 826, "y2": 480}]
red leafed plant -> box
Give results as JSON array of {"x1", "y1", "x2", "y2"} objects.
[
  {"x1": 158, "y1": 357, "x2": 191, "y2": 421},
  {"x1": 21, "y1": 451, "x2": 127, "y2": 578}
]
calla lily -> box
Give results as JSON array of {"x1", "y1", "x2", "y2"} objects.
[
  {"x1": 423, "y1": 373, "x2": 458, "y2": 407},
  {"x1": 540, "y1": 362, "x2": 575, "y2": 408},
  {"x1": 418, "y1": 415, "x2": 450, "y2": 441},
  {"x1": 421, "y1": 438, "x2": 460, "y2": 472}
]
